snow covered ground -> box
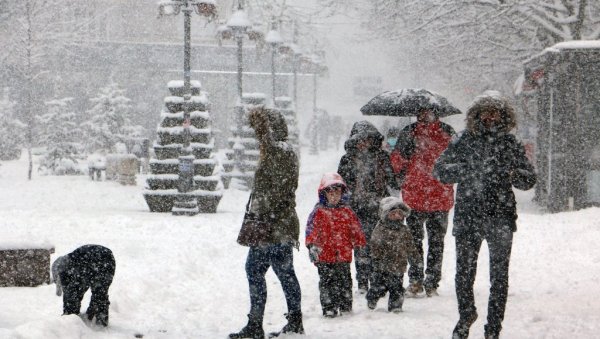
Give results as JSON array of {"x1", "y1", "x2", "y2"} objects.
[{"x1": 1, "y1": 146, "x2": 599, "y2": 339}]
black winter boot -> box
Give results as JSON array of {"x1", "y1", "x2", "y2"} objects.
[
  {"x1": 268, "y1": 311, "x2": 304, "y2": 338},
  {"x1": 229, "y1": 314, "x2": 265, "y2": 339},
  {"x1": 452, "y1": 311, "x2": 478, "y2": 339}
]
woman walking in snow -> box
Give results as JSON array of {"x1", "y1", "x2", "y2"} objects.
[
  {"x1": 229, "y1": 107, "x2": 303, "y2": 339},
  {"x1": 433, "y1": 93, "x2": 536, "y2": 339}
]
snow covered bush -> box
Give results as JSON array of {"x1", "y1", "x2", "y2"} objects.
[{"x1": 82, "y1": 82, "x2": 147, "y2": 154}]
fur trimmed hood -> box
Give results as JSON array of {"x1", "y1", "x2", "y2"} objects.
[
  {"x1": 466, "y1": 92, "x2": 516, "y2": 134},
  {"x1": 248, "y1": 107, "x2": 288, "y2": 143},
  {"x1": 379, "y1": 196, "x2": 411, "y2": 220}
]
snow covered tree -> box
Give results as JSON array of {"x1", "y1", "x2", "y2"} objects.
[
  {"x1": 315, "y1": 0, "x2": 600, "y2": 99},
  {"x1": 0, "y1": 88, "x2": 25, "y2": 160},
  {"x1": 83, "y1": 83, "x2": 134, "y2": 153},
  {"x1": 37, "y1": 97, "x2": 84, "y2": 175},
  {"x1": 0, "y1": 0, "x2": 109, "y2": 178}
]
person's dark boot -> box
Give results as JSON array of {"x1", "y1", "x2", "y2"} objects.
[
  {"x1": 229, "y1": 314, "x2": 265, "y2": 339},
  {"x1": 452, "y1": 311, "x2": 478, "y2": 339},
  {"x1": 85, "y1": 304, "x2": 97, "y2": 321},
  {"x1": 269, "y1": 311, "x2": 304, "y2": 338}
]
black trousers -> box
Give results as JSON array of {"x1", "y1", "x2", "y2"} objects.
[
  {"x1": 455, "y1": 224, "x2": 513, "y2": 336},
  {"x1": 354, "y1": 211, "x2": 377, "y2": 290},
  {"x1": 316, "y1": 263, "x2": 353, "y2": 313},
  {"x1": 407, "y1": 211, "x2": 448, "y2": 289},
  {"x1": 366, "y1": 269, "x2": 404, "y2": 311}
]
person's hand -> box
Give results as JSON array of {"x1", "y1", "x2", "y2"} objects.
[{"x1": 308, "y1": 245, "x2": 322, "y2": 263}]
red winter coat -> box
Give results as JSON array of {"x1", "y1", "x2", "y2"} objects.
[
  {"x1": 305, "y1": 173, "x2": 366, "y2": 263},
  {"x1": 305, "y1": 205, "x2": 366, "y2": 263},
  {"x1": 390, "y1": 121, "x2": 455, "y2": 212}
]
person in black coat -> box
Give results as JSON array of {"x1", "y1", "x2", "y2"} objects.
[
  {"x1": 434, "y1": 93, "x2": 536, "y2": 339},
  {"x1": 337, "y1": 120, "x2": 398, "y2": 292},
  {"x1": 52, "y1": 245, "x2": 116, "y2": 327}
]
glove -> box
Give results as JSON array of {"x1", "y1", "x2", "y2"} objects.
[{"x1": 308, "y1": 245, "x2": 322, "y2": 263}]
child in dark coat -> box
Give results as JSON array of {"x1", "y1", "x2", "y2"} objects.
[
  {"x1": 306, "y1": 173, "x2": 367, "y2": 318},
  {"x1": 52, "y1": 244, "x2": 116, "y2": 326},
  {"x1": 367, "y1": 197, "x2": 416, "y2": 313}
]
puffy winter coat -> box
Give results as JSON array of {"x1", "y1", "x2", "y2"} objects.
[
  {"x1": 246, "y1": 108, "x2": 300, "y2": 247},
  {"x1": 433, "y1": 130, "x2": 536, "y2": 235},
  {"x1": 52, "y1": 244, "x2": 115, "y2": 297},
  {"x1": 337, "y1": 121, "x2": 398, "y2": 218},
  {"x1": 370, "y1": 197, "x2": 417, "y2": 275},
  {"x1": 305, "y1": 174, "x2": 366, "y2": 263},
  {"x1": 390, "y1": 120, "x2": 455, "y2": 212}
]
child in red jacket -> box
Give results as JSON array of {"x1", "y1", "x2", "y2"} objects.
[{"x1": 306, "y1": 173, "x2": 367, "y2": 318}]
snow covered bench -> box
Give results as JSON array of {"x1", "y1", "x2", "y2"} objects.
[{"x1": 0, "y1": 243, "x2": 55, "y2": 287}]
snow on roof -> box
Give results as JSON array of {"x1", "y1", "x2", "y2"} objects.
[
  {"x1": 527, "y1": 40, "x2": 600, "y2": 64},
  {"x1": 551, "y1": 40, "x2": 600, "y2": 50}
]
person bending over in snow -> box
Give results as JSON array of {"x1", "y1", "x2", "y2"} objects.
[
  {"x1": 305, "y1": 172, "x2": 366, "y2": 318},
  {"x1": 367, "y1": 197, "x2": 417, "y2": 313},
  {"x1": 52, "y1": 244, "x2": 115, "y2": 327}
]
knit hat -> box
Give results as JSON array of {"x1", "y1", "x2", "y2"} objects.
[{"x1": 379, "y1": 196, "x2": 411, "y2": 220}]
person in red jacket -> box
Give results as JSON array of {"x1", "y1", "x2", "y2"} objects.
[
  {"x1": 306, "y1": 173, "x2": 367, "y2": 318},
  {"x1": 390, "y1": 106, "x2": 456, "y2": 297}
]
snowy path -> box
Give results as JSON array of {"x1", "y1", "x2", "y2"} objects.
[{"x1": 1, "y1": 147, "x2": 599, "y2": 338}]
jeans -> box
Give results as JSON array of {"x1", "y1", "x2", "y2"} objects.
[
  {"x1": 455, "y1": 222, "x2": 513, "y2": 336},
  {"x1": 407, "y1": 211, "x2": 448, "y2": 289},
  {"x1": 246, "y1": 243, "x2": 302, "y2": 320}
]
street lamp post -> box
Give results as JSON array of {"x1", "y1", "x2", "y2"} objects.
[
  {"x1": 265, "y1": 20, "x2": 283, "y2": 106},
  {"x1": 158, "y1": 0, "x2": 216, "y2": 216},
  {"x1": 226, "y1": 6, "x2": 252, "y2": 135},
  {"x1": 216, "y1": 2, "x2": 268, "y2": 189}
]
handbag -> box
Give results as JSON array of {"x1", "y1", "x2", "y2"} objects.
[{"x1": 237, "y1": 194, "x2": 273, "y2": 247}]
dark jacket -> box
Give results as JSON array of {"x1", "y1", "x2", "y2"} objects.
[
  {"x1": 52, "y1": 245, "x2": 116, "y2": 297},
  {"x1": 434, "y1": 130, "x2": 536, "y2": 235},
  {"x1": 370, "y1": 197, "x2": 417, "y2": 275},
  {"x1": 337, "y1": 121, "x2": 397, "y2": 219},
  {"x1": 248, "y1": 108, "x2": 300, "y2": 247}
]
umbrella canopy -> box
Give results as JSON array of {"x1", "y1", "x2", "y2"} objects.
[{"x1": 360, "y1": 88, "x2": 462, "y2": 117}]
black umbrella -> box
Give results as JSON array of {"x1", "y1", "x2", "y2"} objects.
[{"x1": 360, "y1": 88, "x2": 462, "y2": 117}]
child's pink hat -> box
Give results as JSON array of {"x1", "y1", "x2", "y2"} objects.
[{"x1": 318, "y1": 172, "x2": 347, "y2": 193}]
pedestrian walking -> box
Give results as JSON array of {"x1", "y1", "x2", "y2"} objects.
[
  {"x1": 337, "y1": 120, "x2": 398, "y2": 293},
  {"x1": 229, "y1": 107, "x2": 303, "y2": 339},
  {"x1": 367, "y1": 197, "x2": 416, "y2": 313},
  {"x1": 390, "y1": 106, "x2": 456, "y2": 297},
  {"x1": 305, "y1": 173, "x2": 366, "y2": 318},
  {"x1": 433, "y1": 93, "x2": 536, "y2": 339},
  {"x1": 52, "y1": 244, "x2": 115, "y2": 327}
]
